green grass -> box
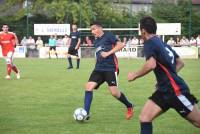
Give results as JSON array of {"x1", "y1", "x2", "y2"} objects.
[{"x1": 0, "y1": 58, "x2": 199, "y2": 134}]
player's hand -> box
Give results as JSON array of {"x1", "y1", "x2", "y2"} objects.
[
  {"x1": 101, "y1": 51, "x2": 109, "y2": 58},
  {"x1": 127, "y1": 72, "x2": 137, "y2": 82}
]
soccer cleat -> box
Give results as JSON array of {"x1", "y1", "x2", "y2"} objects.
[
  {"x1": 126, "y1": 107, "x2": 134, "y2": 120},
  {"x1": 85, "y1": 114, "x2": 90, "y2": 120},
  {"x1": 16, "y1": 71, "x2": 20, "y2": 79},
  {"x1": 5, "y1": 75, "x2": 11, "y2": 80},
  {"x1": 67, "y1": 66, "x2": 73, "y2": 69}
]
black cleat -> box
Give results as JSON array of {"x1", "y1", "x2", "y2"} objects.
[
  {"x1": 67, "y1": 66, "x2": 73, "y2": 69},
  {"x1": 85, "y1": 115, "x2": 90, "y2": 120}
]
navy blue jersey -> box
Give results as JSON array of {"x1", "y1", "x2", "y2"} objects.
[
  {"x1": 94, "y1": 32, "x2": 118, "y2": 72},
  {"x1": 70, "y1": 31, "x2": 80, "y2": 48},
  {"x1": 144, "y1": 36, "x2": 189, "y2": 95}
]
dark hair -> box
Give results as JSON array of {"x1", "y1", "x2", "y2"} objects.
[
  {"x1": 90, "y1": 21, "x2": 103, "y2": 27},
  {"x1": 140, "y1": 16, "x2": 157, "y2": 34}
]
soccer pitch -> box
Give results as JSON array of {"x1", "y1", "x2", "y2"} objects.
[{"x1": 0, "y1": 58, "x2": 199, "y2": 134}]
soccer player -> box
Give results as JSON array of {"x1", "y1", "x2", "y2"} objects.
[
  {"x1": 84, "y1": 21, "x2": 134, "y2": 120},
  {"x1": 0, "y1": 24, "x2": 20, "y2": 80},
  {"x1": 127, "y1": 16, "x2": 200, "y2": 134},
  {"x1": 67, "y1": 24, "x2": 81, "y2": 69}
]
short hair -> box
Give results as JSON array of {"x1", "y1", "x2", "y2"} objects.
[
  {"x1": 140, "y1": 16, "x2": 157, "y2": 34},
  {"x1": 90, "y1": 21, "x2": 103, "y2": 27}
]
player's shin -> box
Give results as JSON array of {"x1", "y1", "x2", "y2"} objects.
[
  {"x1": 7, "y1": 64, "x2": 12, "y2": 75},
  {"x1": 84, "y1": 91, "x2": 93, "y2": 115},
  {"x1": 117, "y1": 92, "x2": 133, "y2": 108},
  {"x1": 67, "y1": 57, "x2": 73, "y2": 68},
  {"x1": 140, "y1": 122, "x2": 152, "y2": 134},
  {"x1": 76, "y1": 59, "x2": 80, "y2": 69},
  {"x1": 12, "y1": 65, "x2": 19, "y2": 73}
]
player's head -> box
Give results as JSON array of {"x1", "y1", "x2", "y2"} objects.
[
  {"x1": 72, "y1": 24, "x2": 77, "y2": 31},
  {"x1": 2, "y1": 24, "x2": 9, "y2": 33},
  {"x1": 90, "y1": 21, "x2": 103, "y2": 38},
  {"x1": 140, "y1": 16, "x2": 157, "y2": 40}
]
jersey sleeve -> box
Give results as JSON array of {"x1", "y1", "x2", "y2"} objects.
[
  {"x1": 108, "y1": 32, "x2": 118, "y2": 46},
  {"x1": 144, "y1": 41, "x2": 157, "y2": 60},
  {"x1": 167, "y1": 45, "x2": 179, "y2": 58}
]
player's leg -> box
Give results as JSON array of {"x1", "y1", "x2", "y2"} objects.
[
  {"x1": 84, "y1": 82, "x2": 97, "y2": 116},
  {"x1": 186, "y1": 104, "x2": 200, "y2": 128},
  {"x1": 67, "y1": 48, "x2": 73, "y2": 69},
  {"x1": 140, "y1": 91, "x2": 168, "y2": 134},
  {"x1": 9, "y1": 52, "x2": 20, "y2": 79},
  {"x1": 4, "y1": 52, "x2": 14, "y2": 79},
  {"x1": 54, "y1": 47, "x2": 58, "y2": 59},
  {"x1": 139, "y1": 100, "x2": 163, "y2": 134},
  {"x1": 49, "y1": 47, "x2": 51, "y2": 59},
  {"x1": 172, "y1": 93, "x2": 200, "y2": 128},
  {"x1": 84, "y1": 70, "x2": 103, "y2": 118},
  {"x1": 106, "y1": 71, "x2": 134, "y2": 119}
]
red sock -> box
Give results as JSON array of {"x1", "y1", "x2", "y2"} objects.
[
  {"x1": 7, "y1": 64, "x2": 12, "y2": 75},
  {"x1": 12, "y1": 65, "x2": 19, "y2": 73}
]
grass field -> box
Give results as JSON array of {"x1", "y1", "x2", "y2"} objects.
[{"x1": 0, "y1": 58, "x2": 199, "y2": 134}]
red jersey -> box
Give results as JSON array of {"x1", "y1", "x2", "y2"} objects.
[{"x1": 0, "y1": 32, "x2": 16, "y2": 56}]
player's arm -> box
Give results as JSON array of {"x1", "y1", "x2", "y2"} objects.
[
  {"x1": 176, "y1": 57, "x2": 184, "y2": 73},
  {"x1": 128, "y1": 57, "x2": 156, "y2": 82},
  {"x1": 101, "y1": 41, "x2": 125, "y2": 58},
  {"x1": 13, "y1": 33, "x2": 19, "y2": 46},
  {"x1": 75, "y1": 38, "x2": 81, "y2": 50}
]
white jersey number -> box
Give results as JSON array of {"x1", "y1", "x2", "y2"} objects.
[{"x1": 165, "y1": 47, "x2": 174, "y2": 64}]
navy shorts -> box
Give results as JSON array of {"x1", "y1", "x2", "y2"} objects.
[
  {"x1": 68, "y1": 47, "x2": 78, "y2": 56},
  {"x1": 149, "y1": 90, "x2": 199, "y2": 117},
  {"x1": 88, "y1": 70, "x2": 118, "y2": 89}
]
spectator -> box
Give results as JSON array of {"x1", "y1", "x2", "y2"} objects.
[
  {"x1": 167, "y1": 37, "x2": 175, "y2": 46},
  {"x1": 122, "y1": 37, "x2": 127, "y2": 46},
  {"x1": 130, "y1": 36, "x2": 139, "y2": 46},
  {"x1": 83, "y1": 36, "x2": 93, "y2": 47},
  {"x1": 26, "y1": 36, "x2": 36, "y2": 57},
  {"x1": 62, "y1": 34, "x2": 70, "y2": 47},
  {"x1": 116, "y1": 34, "x2": 121, "y2": 42},
  {"x1": 48, "y1": 35, "x2": 58, "y2": 59},
  {"x1": 189, "y1": 37, "x2": 197, "y2": 47},
  {"x1": 196, "y1": 35, "x2": 200, "y2": 46},
  {"x1": 35, "y1": 36, "x2": 43, "y2": 50},
  {"x1": 139, "y1": 37, "x2": 144, "y2": 45},
  {"x1": 180, "y1": 36, "x2": 189, "y2": 46},
  {"x1": 56, "y1": 36, "x2": 64, "y2": 46},
  {"x1": 20, "y1": 36, "x2": 27, "y2": 46},
  {"x1": 174, "y1": 37, "x2": 181, "y2": 47},
  {"x1": 27, "y1": 36, "x2": 36, "y2": 49}
]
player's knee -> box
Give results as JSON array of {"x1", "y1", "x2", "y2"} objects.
[
  {"x1": 85, "y1": 83, "x2": 93, "y2": 91},
  {"x1": 139, "y1": 114, "x2": 152, "y2": 122}
]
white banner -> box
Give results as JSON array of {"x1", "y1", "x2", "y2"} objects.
[
  {"x1": 34, "y1": 24, "x2": 70, "y2": 36},
  {"x1": 172, "y1": 47, "x2": 198, "y2": 59},
  {"x1": 0, "y1": 46, "x2": 26, "y2": 58},
  {"x1": 116, "y1": 47, "x2": 138, "y2": 58},
  {"x1": 139, "y1": 23, "x2": 181, "y2": 35}
]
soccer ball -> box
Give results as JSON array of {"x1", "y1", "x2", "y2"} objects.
[{"x1": 73, "y1": 108, "x2": 87, "y2": 122}]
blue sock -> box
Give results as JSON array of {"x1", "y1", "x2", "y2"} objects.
[
  {"x1": 140, "y1": 122, "x2": 152, "y2": 134},
  {"x1": 84, "y1": 91, "x2": 93, "y2": 115}
]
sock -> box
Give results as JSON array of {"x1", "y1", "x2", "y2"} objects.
[
  {"x1": 77, "y1": 59, "x2": 80, "y2": 68},
  {"x1": 140, "y1": 122, "x2": 152, "y2": 134},
  {"x1": 55, "y1": 52, "x2": 58, "y2": 58},
  {"x1": 7, "y1": 64, "x2": 12, "y2": 75},
  {"x1": 12, "y1": 65, "x2": 19, "y2": 73},
  {"x1": 68, "y1": 57, "x2": 73, "y2": 67},
  {"x1": 84, "y1": 91, "x2": 93, "y2": 115},
  {"x1": 117, "y1": 92, "x2": 133, "y2": 108}
]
